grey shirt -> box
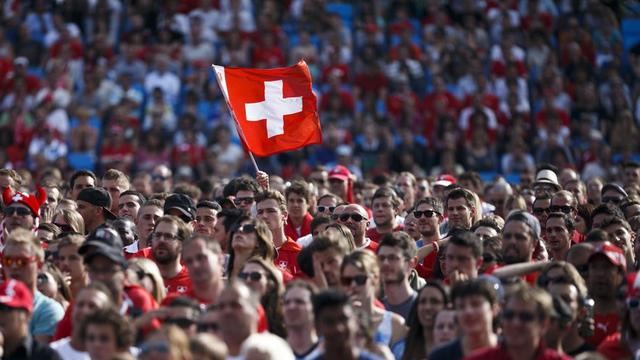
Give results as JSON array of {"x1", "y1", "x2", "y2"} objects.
[{"x1": 383, "y1": 290, "x2": 417, "y2": 322}]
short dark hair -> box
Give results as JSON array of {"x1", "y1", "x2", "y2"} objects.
[
  {"x1": 232, "y1": 177, "x2": 259, "y2": 196},
  {"x1": 600, "y1": 216, "x2": 632, "y2": 233},
  {"x1": 447, "y1": 230, "x2": 482, "y2": 258},
  {"x1": 415, "y1": 197, "x2": 444, "y2": 216},
  {"x1": 119, "y1": 190, "x2": 146, "y2": 205},
  {"x1": 458, "y1": 171, "x2": 483, "y2": 189},
  {"x1": 451, "y1": 279, "x2": 498, "y2": 306},
  {"x1": 377, "y1": 231, "x2": 417, "y2": 259},
  {"x1": 446, "y1": 188, "x2": 476, "y2": 210},
  {"x1": 80, "y1": 307, "x2": 134, "y2": 351},
  {"x1": 311, "y1": 214, "x2": 332, "y2": 233},
  {"x1": 471, "y1": 218, "x2": 502, "y2": 233},
  {"x1": 70, "y1": 170, "x2": 96, "y2": 189},
  {"x1": 592, "y1": 203, "x2": 624, "y2": 220},
  {"x1": 197, "y1": 200, "x2": 222, "y2": 212},
  {"x1": 546, "y1": 212, "x2": 575, "y2": 233},
  {"x1": 285, "y1": 180, "x2": 311, "y2": 202},
  {"x1": 371, "y1": 187, "x2": 402, "y2": 209},
  {"x1": 313, "y1": 289, "x2": 351, "y2": 319},
  {"x1": 217, "y1": 208, "x2": 244, "y2": 233},
  {"x1": 584, "y1": 228, "x2": 610, "y2": 243}
]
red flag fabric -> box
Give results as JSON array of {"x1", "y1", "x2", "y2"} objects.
[{"x1": 213, "y1": 61, "x2": 322, "y2": 157}]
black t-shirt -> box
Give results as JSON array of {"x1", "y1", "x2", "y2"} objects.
[
  {"x1": 566, "y1": 341, "x2": 596, "y2": 357},
  {"x1": 429, "y1": 338, "x2": 464, "y2": 360},
  {"x1": 4, "y1": 335, "x2": 62, "y2": 360}
]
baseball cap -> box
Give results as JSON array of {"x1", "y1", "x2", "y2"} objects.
[
  {"x1": 328, "y1": 165, "x2": 351, "y2": 182},
  {"x1": 77, "y1": 188, "x2": 117, "y2": 220},
  {"x1": 601, "y1": 183, "x2": 628, "y2": 197},
  {"x1": 164, "y1": 194, "x2": 196, "y2": 222},
  {"x1": 433, "y1": 174, "x2": 456, "y2": 188},
  {"x1": 0, "y1": 279, "x2": 33, "y2": 313},
  {"x1": 79, "y1": 226, "x2": 127, "y2": 268},
  {"x1": 588, "y1": 243, "x2": 626, "y2": 271},
  {"x1": 506, "y1": 210, "x2": 541, "y2": 239}
]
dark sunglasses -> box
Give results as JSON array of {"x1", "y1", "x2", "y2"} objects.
[
  {"x1": 341, "y1": 274, "x2": 368, "y2": 287},
  {"x1": 317, "y1": 206, "x2": 336, "y2": 213},
  {"x1": 234, "y1": 224, "x2": 256, "y2": 234},
  {"x1": 53, "y1": 223, "x2": 74, "y2": 232},
  {"x1": 338, "y1": 213, "x2": 366, "y2": 222},
  {"x1": 482, "y1": 253, "x2": 496, "y2": 263},
  {"x1": 603, "y1": 196, "x2": 624, "y2": 204},
  {"x1": 151, "y1": 175, "x2": 168, "y2": 181},
  {"x1": 533, "y1": 207, "x2": 550, "y2": 215},
  {"x1": 550, "y1": 205, "x2": 573, "y2": 214},
  {"x1": 628, "y1": 298, "x2": 640, "y2": 310},
  {"x1": 164, "y1": 317, "x2": 195, "y2": 328},
  {"x1": 413, "y1": 210, "x2": 439, "y2": 218},
  {"x1": 4, "y1": 207, "x2": 32, "y2": 216},
  {"x1": 502, "y1": 309, "x2": 538, "y2": 322},
  {"x1": 197, "y1": 322, "x2": 219, "y2": 332},
  {"x1": 233, "y1": 197, "x2": 254, "y2": 205},
  {"x1": 238, "y1": 271, "x2": 263, "y2": 282}
]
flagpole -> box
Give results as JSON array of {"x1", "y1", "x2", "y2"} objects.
[{"x1": 212, "y1": 66, "x2": 260, "y2": 173}]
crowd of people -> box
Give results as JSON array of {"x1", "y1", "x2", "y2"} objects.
[{"x1": 0, "y1": 0, "x2": 640, "y2": 360}]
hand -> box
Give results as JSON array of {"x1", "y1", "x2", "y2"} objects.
[
  {"x1": 41, "y1": 205, "x2": 55, "y2": 224},
  {"x1": 256, "y1": 171, "x2": 269, "y2": 190},
  {"x1": 311, "y1": 253, "x2": 328, "y2": 289},
  {"x1": 447, "y1": 269, "x2": 468, "y2": 286}
]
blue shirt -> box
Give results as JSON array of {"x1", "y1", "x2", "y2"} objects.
[{"x1": 30, "y1": 290, "x2": 64, "y2": 337}]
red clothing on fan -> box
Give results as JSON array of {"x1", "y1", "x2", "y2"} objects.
[
  {"x1": 572, "y1": 231, "x2": 585, "y2": 244},
  {"x1": 125, "y1": 247, "x2": 152, "y2": 260},
  {"x1": 164, "y1": 266, "x2": 192, "y2": 295},
  {"x1": 588, "y1": 312, "x2": 620, "y2": 347},
  {"x1": 275, "y1": 237, "x2": 301, "y2": 276},
  {"x1": 366, "y1": 224, "x2": 404, "y2": 244},
  {"x1": 597, "y1": 332, "x2": 631, "y2": 360},
  {"x1": 416, "y1": 249, "x2": 438, "y2": 279},
  {"x1": 362, "y1": 238, "x2": 379, "y2": 252},
  {"x1": 53, "y1": 283, "x2": 157, "y2": 340},
  {"x1": 485, "y1": 265, "x2": 539, "y2": 285},
  {"x1": 284, "y1": 213, "x2": 313, "y2": 240},
  {"x1": 466, "y1": 342, "x2": 570, "y2": 360}
]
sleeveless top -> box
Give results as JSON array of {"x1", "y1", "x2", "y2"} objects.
[{"x1": 374, "y1": 310, "x2": 394, "y2": 345}]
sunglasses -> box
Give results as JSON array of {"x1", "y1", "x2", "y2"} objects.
[
  {"x1": 533, "y1": 207, "x2": 550, "y2": 215},
  {"x1": 4, "y1": 207, "x2": 32, "y2": 217},
  {"x1": 413, "y1": 210, "x2": 439, "y2": 218},
  {"x1": 197, "y1": 322, "x2": 219, "y2": 332},
  {"x1": 238, "y1": 271, "x2": 264, "y2": 282},
  {"x1": 603, "y1": 196, "x2": 624, "y2": 204},
  {"x1": 550, "y1": 205, "x2": 573, "y2": 214},
  {"x1": 234, "y1": 224, "x2": 256, "y2": 234},
  {"x1": 164, "y1": 318, "x2": 195, "y2": 328},
  {"x1": 317, "y1": 206, "x2": 336, "y2": 213},
  {"x1": 139, "y1": 340, "x2": 170, "y2": 356},
  {"x1": 53, "y1": 223, "x2": 74, "y2": 232},
  {"x1": 2, "y1": 256, "x2": 37, "y2": 268},
  {"x1": 338, "y1": 213, "x2": 366, "y2": 222},
  {"x1": 502, "y1": 309, "x2": 538, "y2": 322},
  {"x1": 151, "y1": 175, "x2": 168, "y2": 181},
  {"x1": 233, "y1": 197, "x2": 254, "y2": 205},
  {"x1": 628, "y1": 298, "x2": 640, "y2": 310},
  {"x1": 341, "y1": 274, "x2": 368, "y2": 287}
]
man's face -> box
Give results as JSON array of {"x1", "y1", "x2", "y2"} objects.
[
  {"x1": 151, "y1": 169, "x2": 171, "y2": 193},
  {"x1": 624, "y1": 167, "x2": 640, "y2": 187},
  {"x1": 317, "y1": 196, "x2": 338, "y2": 216},
  {"x1": 474, "y1": 226, "x2": 498, "y2": 241},
  {"x1": 216, "y1": 286, "x2": 256, "y2": 342},
  {"x1": 587, "y1": 256, "x2": 623, "y2": 298},
  {"x1": 415, "y1": 203, "x2": 441, "y2": 238},
  {"x1": 58, "y1": 244, "x2": 85, "y2": 280},
  {"x1": 195, "y1": 207, "x2": 218, "y2": 236},
  {"x1": 416, "y1": 179, "x2": 430, "y2": 199},
  {"x1": 183, "y1": 239, "x2": 221, "y2": 285},
  {"x1": 71, "y1": 175, "x2": 95, "y2": 199},
  {"x1": 338, "y1": 205, "x2": 369, "y2": 242},
  {"x1": 564, "y1": 181, "x2": 586, "y2": 205},
  {"x1": 256, "y1": 199, "x2": 286, "y2": 233},
  {"x1": 234, "y1": 190, "x2": 255, "y2": 213},
  {"x1": 212, "y1": 215, "x2": 228, "y2": 249},
  {"x1": 604, "y1": 223, "x2": 634, "y2": 254},
  {"x1": 2, "y1": 243, "x2": 39, "y2": 289},
  {"x1": 545, "y1": 217, "x2": 572, "y2": 254},
  {"x1": 0, "y1": 306, "x2": 29, "y2": 346},
  {"x1": 502, "y1": 220, "x2": 535, "y2": 264},
  {"x1": 118, "y1": 194, "x2": 141, "y2": 220},
  {"x1": 283, "y1": 286, "x2": 314, "y2": 328},
  {"x1": 43, "y1": 187, "x2": 60, "y2": 215},
  {"x1": 377, "y1": 245, "x2": 410, "y2": 284},
  {"x1": 446, "y1": 197, "x2": 474, "y2": 229},
  {"x1": 532, "y1": 198, "x2": 551, "y2": 230},
  {"x1": 102, "y1": 180, "x2": 125, "y2": 211},
  {"x1": 455, "y1": 295, "x2": 494, "y2": 336},
  {"x1": 624, "y1": 204, "x2": 640, "y2": 220},
  {"x1": 72, "y1": 289, "x2": 111, "y2": 324},
  {"x1": 315, "y1": 305, "x2": 358, "y2": 350},
  {"x1": 602, "y1": 190, "x2": 625, "y2": 206},
  {"x1": 86, "y1": 255, "x2": 125, "y2": 297},
  {"x1": 395, "y1": 175, "x2": 415, "y2": 207},
  {"x1": 550, "y1": 195, "x2": 576, "y2": 218},
  {"x1": 329, "y1": 178, "x2": 347, "y2": 200},
  {"x1": 3, "y1": 203, "x2": 35, "y2": 232},
  {"x1": 502, "y1": 298, "x2": 548, "y2": 351},
  {"x1": 152, "y1": 221, "x2": 181, "y2": 265},
  {"x1": 315, "y1": 248, "x2": 343, "y2": 287},
  {"x1": 85, "y1": 323, "x2": 118, "y2": 360},
  {"x1": 136, "y1": 205, "x2": 163, "y2": 243},
  {"x1": 547, "y1": 283, "x2": 579, "y2": 322},
  {"x1": 372, "y1": 196, "x2": 396, "y2": 228},
  {"x1": 287, "y1": 193, "x2": 308, "y2": 219},
  {"x1": 445, "y1": 243, "x2": 480, "y2": 279},
  {"x1": 113, "y1": 219, "x2": 137, "y2": 246},
  {"x1": 77, "y1": 200, "x2": 102, "y2": 231},
  {"x1": 591, "y1": 213, "x2": 611, "y2": 230}
]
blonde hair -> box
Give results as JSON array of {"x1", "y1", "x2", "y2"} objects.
[
  {"x1": 6, "y1": 228, "x2": 44, "y2": 261},
  {"x1": 127, "y1": 258, "x2": 166, "y2": 304},
  {"x1": 149, "y1": 325, "x2": 192, "y2": 360},
  {"x1": 54, "y1": 208, "x2": 85, "y2": 235},
  {"x1": 57, "y1": 233, "x2": 85, "y2": 251}
]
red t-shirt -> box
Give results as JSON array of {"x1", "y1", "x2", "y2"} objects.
[
  {"x1": 164, "y1": 266, "x2": 192, "y2": 296},
  {"x1": 366, "y1": 224, "x2": 404, "y2": 244},
  {"x1": 361, "y1": 238, "x2": 379, "y2": 253},
  {"x1": 597, "y1": 332, "x2": 631, "y2": 360},
  {"x1": 588, "y1": 312, "x2": 620, "y2": 347},
  {"x1": 416, "y1": 249, "x2": 438, "y2": 280},
  {"x1": 275, "y1": 237, "x2": 301, "y2": 277},
  {"x1": 124, "y1": 247, "x2": 152, "y2": 260},
  {"x1": 284, "y1": 213, "x2": 313, "y2": 240},
  {"x1": 466, "y1": 343, "x2": 571, "y2": 360}
]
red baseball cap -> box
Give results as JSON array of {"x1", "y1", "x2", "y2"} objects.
[
  {"x1": 0, "y1": 279, "x2": 33, "y2": 313},
  {"x1": 328, "y1": 165, "x2": 351, "y2": 181},
  {"x1": 588, "y1": 243, "x2": 626, "y2": 271},
  {"x1": 433, "y1": 174, "x2": 457, "y2": 187}
]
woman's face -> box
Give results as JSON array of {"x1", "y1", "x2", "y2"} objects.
[
  {"x1": 240, "y1": 262, "x2": 269, "y2": 297},
  {"x1": 85, "y1": 324, "x2": 118, "y2": 360},
  {"x1": 341, "y1": 264, "x2": 371, "y2": 303},
  {"x1": 417, "y1": 286, "x2": 446, "y2": 329},
  {"x1": 232, "y1": 222, "x2": 258, "y2": 252},
  {"x1": 433, "y1": 309, "x2": 458, "y2": 347},
  {"x1": 36, "y1": 272, "x2": 58, "y2": 299}
]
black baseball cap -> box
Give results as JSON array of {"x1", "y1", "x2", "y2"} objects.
[
  {"x1": 79, "y1": 226, "x2": 127, "y2": 267},
  {"x1": 77, "y1": 187, "x2": 117, "y2": 220},
  {"x1": 164, "y1": 193, "x2": 196, "y2": 222}
]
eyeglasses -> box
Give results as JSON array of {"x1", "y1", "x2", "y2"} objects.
[
  {"x1": 317, "y1": 206, "x2": 336, "y2": 213},
  {"x1": 338, "y1": 213, "x2": 366, "y2": 222},
  {"x1": 550, "y1": 205, "x2": 574, "y2": 214},
  {"x1": 53, "y1": 223, "x2": 74, "y2": 232},
  {"x1": 197, "y1": 322, "x2": 219, "y2": 332},
  {"x1": 533, "y1": 207, "x2": 550, "y2": 215},
  {"x1": 152, "y1": 232, "x2": 180, "y2": 241},
  {"x1": 413, "y1": 210, "x2": 439, "y2": 218},
  {"x1": 628, "y1": 298, "x2": 640, "y2": 310},
  {"x1": 502, "y1": 309, "x2": 538, "y2": 322},
  {"x1": 4, "y1": 207, "x2": 32, "y2": 217},
  {"x1": 238, "y1": 271, "x2": 264, "y2": 281},
  {"x1": 234, "y1": 224, "x2": 256, "y2": 234},
  {"x1": 233, "y1": 197, "x2": 254, "y2": 205},
  {"x1": 341, "y1": 274, "x2": 368, "y2": 287},
  {"x1": 2, "y1": 256, "x2": 37, "y2": 268}
]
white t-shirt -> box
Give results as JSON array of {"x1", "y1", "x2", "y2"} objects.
[{"x1": 51, "y1": 337, "x2": 90, "y2": 360}]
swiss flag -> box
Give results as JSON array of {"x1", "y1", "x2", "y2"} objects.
[{"x1": 213, "y1": 61, "x2": 322, "y2": 157}]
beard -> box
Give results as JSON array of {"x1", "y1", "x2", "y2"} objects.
[
  {"x1": 153, "y1": 246, "x2": 178, "y2": 264},
  {"x1": 382, "y1": 269, "x2": 407, "y2": 284}
]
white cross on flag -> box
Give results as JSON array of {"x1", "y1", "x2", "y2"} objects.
[{"x1": 213, "y1": 61, "x2": 322, "y2": 157}]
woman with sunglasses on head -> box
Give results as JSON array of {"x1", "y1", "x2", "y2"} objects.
[
  {"x1": 53, "y1": 208, "x2": 85, "y2": 235},
  {"x1": 402, "y1": 282, "x2": 450, "y2": 360},
  {"x1": 238, "y1": 257, "x2": 286, "y2": 337},
  {"x1": 227, "y1": 216, "x2": 276, "y2": 279},
  {"x1": 126, "y1": 257, "x2": 167, "y2": 305},
  {"x1": 341, "y1": 250, "x2": 407, "y2": 357}
]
